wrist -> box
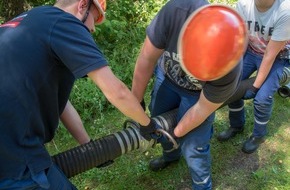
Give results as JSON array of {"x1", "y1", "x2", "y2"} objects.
[
  {"x1": 143, "y1": 118, "x2": 154, "y2": 128},
  {"x1": 140, "y1": 98, "x2": 146, "y2": 111},
  {"x1": 251, "y1": 85, "x2": 259, "y2": 92}
]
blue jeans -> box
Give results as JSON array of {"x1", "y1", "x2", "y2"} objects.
[
  {"x1": 0, "y1": 164, "x2": 77, "y2": 190},
  {"x1": 149, "y1": 58, "x2": 166, "y2": 112},
  {"x1": 229, "y1": 50, "x2": 290, "y2": 137},
  {"x1": 150, "y1": 78, "x2": 214, "y2": 190}
]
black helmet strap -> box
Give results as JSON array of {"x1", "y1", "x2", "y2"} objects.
[{"x1": 81, "y1": 0, "x2": 93, "y2": 23}]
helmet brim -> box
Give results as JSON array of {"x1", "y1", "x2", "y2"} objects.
[{"x1": 93, "y1": 0, "x2": 106, "y2": 24}]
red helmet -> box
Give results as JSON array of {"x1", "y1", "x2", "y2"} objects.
[
  {"x1": 92, "y1": 0, "x2": 106, "y2": 24},
  {"x1": 178, "y1": 4, "x2": 247, "y2": 81}
]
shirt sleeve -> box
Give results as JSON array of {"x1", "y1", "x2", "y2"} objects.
[
  {"x1": 146, "y1": 4, "x2": 171, "y2": 49},
  {"x1": 202, "y1": 60, "x2": 243, "y2": 103},
  {"x1": 271, "y1": 5, "x2": 290, "y2": 41},
  {"x1": 235, "y1": 0, "x2": 248, "y2": 21},
  {"x1": 50, "y1": 16, "x2": 108, "y2": 78}
]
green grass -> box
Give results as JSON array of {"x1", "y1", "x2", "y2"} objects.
[
  {"x1": 212, "y1": 95, "x2": 290, "y2": 190},
  {"x1": 47, "y1": 94, "x2": 290, "y2": 190}
]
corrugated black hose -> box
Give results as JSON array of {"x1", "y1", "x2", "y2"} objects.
[{"x1": 51, "y1": 110, "x2": 178, "y2": 178}]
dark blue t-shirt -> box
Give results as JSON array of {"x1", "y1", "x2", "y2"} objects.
[
  {"x1": 0, "y1": 6, "x2": 107, "y2": 179},
  {"x1": 147, "y1": 0, "x2": 242, "y2": 103}
]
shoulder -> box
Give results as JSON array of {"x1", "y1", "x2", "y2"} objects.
[
  {"x1": 280, "y1": 0, "x2": 290, "y2": 7},
  {"x1": 28, "y1": 6, "x2": 64, "y2": 18},
  {"x1": 279, "y1": 0, "x2": 290, "y2": 12},
  {"x1": 23, "y1": 6, "x2": 79, "y2": 30},
  {"x1": 238, "y1": 0, "x2": 249, "y2": 4},
  {"x1": 159, "y1": 0, "x2": 209, "y2": 15},
  {"x1": 236, "y1": 0, "x2": 254, "y2": 9},
  {"x1": 275, "y1": 0, "x2": 290, "y2": 23},
  {"x1": 154, "y1": 0, "x2": 209, "y2": 27}
]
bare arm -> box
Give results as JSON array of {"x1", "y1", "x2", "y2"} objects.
[
  {"x1": 87, "y1": 66, "x2": 151, "y2": 126},
  {"x1": 132, "y1": 36, "x2": 164, "y2": 101},
  {"x1": 60, "y1": 100, "x2": 90, "y2": 144},
  {"x1": 174, "y1": 91, "x2": 223, "y2": 137},
  {"x1": 253, "y1": 40, "x2": 286, "y2": 88}
]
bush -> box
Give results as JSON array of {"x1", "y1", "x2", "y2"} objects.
[{"x1": 71, "y1": 0, "x2": 168, "y2": 116}]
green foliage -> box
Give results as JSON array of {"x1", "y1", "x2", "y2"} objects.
[
  {"x1": 94, "y1": 0, "x2": 167, "y2": 83},
  {"x1": 27, "y1": 0, "x2": 55, "y2": 6},
  {"x1": 69, "y1": 78, "x2": 109, "y2": 124},
  {"x1": 70, "y1": 0, "x2": 168, "y2": 115}
]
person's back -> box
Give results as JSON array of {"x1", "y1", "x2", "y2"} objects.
[
  {"x1": 0, "y1": 6, "x2": 68, "y2": 180},
  {"x1": 0, "y1": 5, "x2": 108, "y2": 181},
  {"x1": 0, "y1": 1, "x2": 162, "y2": 189}
]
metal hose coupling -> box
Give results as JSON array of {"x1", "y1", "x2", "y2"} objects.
[
  {"x1": 155, "y1": 128, "x2": 179, "y2": 153},
  {"x1": 278, "y1": 67, "x2": 290, "y2": 98},
  {"x1": 127, "y1": 111, "x2": 179, "y2": 153}
]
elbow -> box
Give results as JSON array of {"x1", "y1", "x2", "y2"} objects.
[
  {"x1": 107, "y1": 83, "x2": 128, "y2": 102},
  {"x1": 117, "y1": 84, "x2": 128, "y2": 100}
]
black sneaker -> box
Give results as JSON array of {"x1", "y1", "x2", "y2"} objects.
[
  {"x1": 242, "y1": 135, "x2": 265, "y2": 154},
  {"x1": 149, "y1": 156, "x2": 179, "y2": 171},
  {"x1": 217, "y1": 127, "x2": 244, "y2": 142}
]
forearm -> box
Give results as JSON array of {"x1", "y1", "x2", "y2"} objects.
[
  {"x1": 61, "y1": 101, "x2": 90, "y2": 144},
  {"x1": 174, "y1": 92, "x2": 222, "y2": 137},
  {"x1": 132, "y1": 59, "x2": 155, "y2": 101},
  {"x1": 132, "y1": 37, "x2": 163, "y2": 101},
  {"x1": 254, "y1": 40, "x2": 286, "y2": 88},
  {"x1": 253, "y1": 54, "x2": 275, "y2": 88},
  {"x1": 88, "y1": 67, "x2": 151, "y2": 126},
  {"x1": 107, "y1": 83, "x2": 151, "y2": 126}
]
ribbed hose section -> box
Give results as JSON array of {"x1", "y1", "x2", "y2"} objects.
[
  {"x1": 51, "y1": 111, "x2": 178, "y2": 178},
  {"x1": 278, "y1": 83, "x2": 290, "y2": 98},
  {"x1": 280, "y1": 67, "x2": 290, "y2": 85},
  {"x1": 278, "y1": 67, "x2": 290, "y2": 98},
  {"x1": 153, "y1": 109, "x2": 178, "y2": 132},
  {"x1": 52, "y1": 126, "x2": 140, "y2": 178},
  {"x1": 112, "y1": 126, "x2": 141, "y2": 155}
]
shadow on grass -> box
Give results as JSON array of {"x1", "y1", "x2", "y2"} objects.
[{"x1": 212, "y1": 95, "x2": 290, "y2": 190}]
